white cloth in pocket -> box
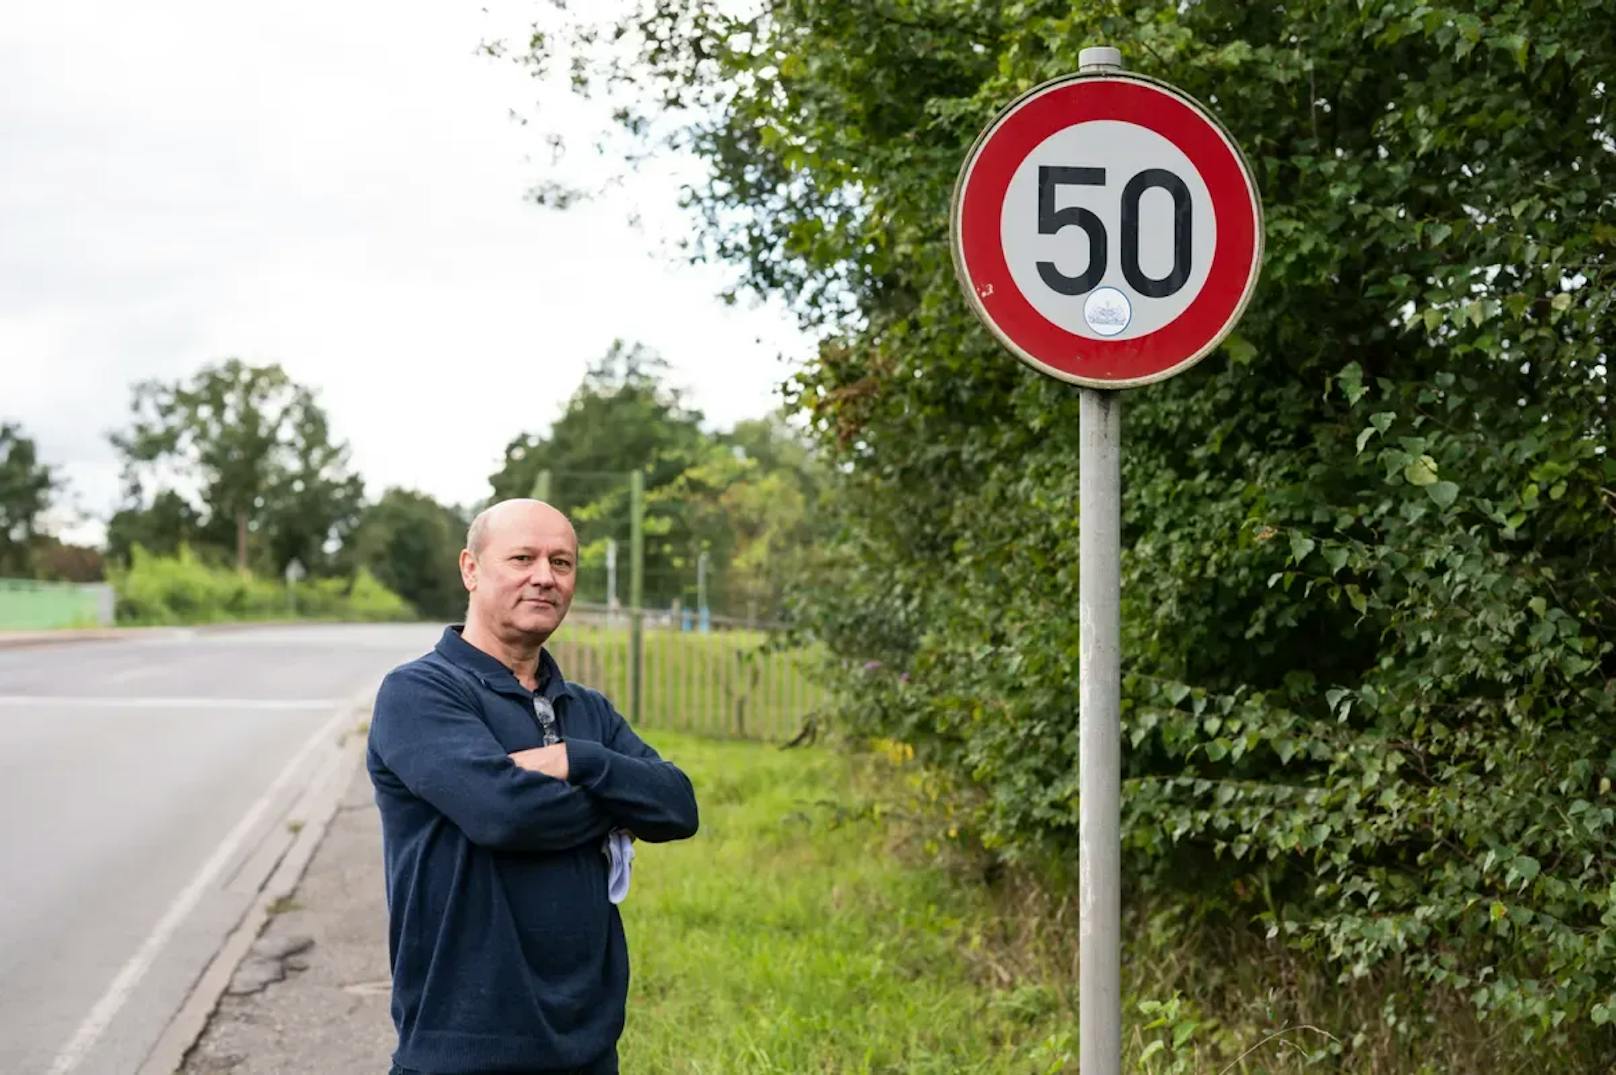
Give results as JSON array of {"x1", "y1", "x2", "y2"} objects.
[{"x1": 604, "y1": 830, "x2": 635, "y2": 904}]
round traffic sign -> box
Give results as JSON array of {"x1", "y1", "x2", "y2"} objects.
[{"x1": 951, "y1": 72, "x2": 1263, "y2": 388}]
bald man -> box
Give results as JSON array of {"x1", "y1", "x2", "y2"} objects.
[{"x1": 368, "y1": 499, "x2": 699, "y2": 1075}]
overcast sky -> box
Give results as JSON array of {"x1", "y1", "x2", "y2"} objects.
[{"x1": 1, "y1": 1, "x2": 810, "y2": 545}]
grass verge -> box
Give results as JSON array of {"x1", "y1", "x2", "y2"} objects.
[
  {"x1": 622, "y1": 730, "x2": 1609, "y2": 1074},
  {"x1": 620, "y1": 729, "x2": 1074, "y2": 1073}
]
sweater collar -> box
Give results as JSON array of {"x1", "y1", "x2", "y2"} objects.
[{"x1": 436, "y1": 625, "x2": 573, "y2": 701}]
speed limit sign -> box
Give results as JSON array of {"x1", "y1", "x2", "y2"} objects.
[{"x1": 951, "y1": 71, "x2": 1263, "y2": 388}]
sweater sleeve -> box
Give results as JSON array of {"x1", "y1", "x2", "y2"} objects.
[
  {"x1": 370, "y1": 667, "x2": 614, "y2": 853},
  {"x1": 564, "y1": 697, "x2": 700, "y2": 843}
]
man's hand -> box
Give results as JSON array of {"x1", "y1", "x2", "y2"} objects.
[{"x1": 509, "y1": 743, "x2": 569, "y2": 781}]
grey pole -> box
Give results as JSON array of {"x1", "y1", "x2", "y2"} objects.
[
  {"x1": 696, "y1": 549, "x2": 710, "y2": 632},
  {"x1": 1079, "y1": 388, "x2": 1122, "y2": 1075},
  {"x1": 1077, "y1": 41, "x2": 1125, "y2": 1075},
  {"x1": 629, "y1": 470, "x2": 645, "y2": 724}
]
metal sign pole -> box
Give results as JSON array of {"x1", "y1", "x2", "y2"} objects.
[
  {"x1": 1074, "y1": 43, "x2": 1124, "y2": 1075},
  {"x1": 952, "y1": 38, "x2": 1260, "y2": 1071},
  {"x1": 1079, "y1": 385, "x2": 1122, "y2": 1074}
]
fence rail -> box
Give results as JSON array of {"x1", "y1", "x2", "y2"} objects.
[{"x1": 547, "y1": 613, "x2": 825, "y2": 743}]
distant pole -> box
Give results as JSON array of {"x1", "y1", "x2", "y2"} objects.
[
  {"x1": 628, "y1": 470, "x2": 645, "y2": 724},
  {"x1": 696, "y1": 549, "x2": 710, "y2": 633},
  {"x1": 1077, "y1": 43, "x2": 1125, "y2": 1075},
  {"x1": 530, "y1": 469, "x2": 553, "y2": 502},
  {"x1": 606, "y1": 537, "x2": 619, "y2": 626},
  {"x1": 283, "y1": 558, "x2": 306, "y2": 618}
]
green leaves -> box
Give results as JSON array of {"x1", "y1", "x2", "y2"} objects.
[
  {"x1": 1322, "y1": 544, "x2": 1349, "y2": 575},
  {"x1": 1337, "y1": 361, "x2": 1368, "y2": 406},
  {"x1": 1507, "y1": 855, "x2": 1542, "y2": 891},
  {"x1": 554, "y1": 0, "x2": 1616, "y2": 1048},
  {"x1": 0, "y1": 422, "x2": 56, "y2": 575},
  {"x1": 1402, "y1": 455, "x2": 1439, "y2": 487},
  {"x1": 1224, "y1": 334, "x2": 1257, "y2": 366},
  {"x1": 1427, "y1": 481, "x2": 1459, "y2": 509}
]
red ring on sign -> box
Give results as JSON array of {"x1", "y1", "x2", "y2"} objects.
[{"x1": 958, "y1": 77, "x2": 1259, "y2": 384}]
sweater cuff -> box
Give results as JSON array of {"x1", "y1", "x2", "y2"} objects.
[{"x1": 565, "y1": 737, "x2": 610, "y2": 788}]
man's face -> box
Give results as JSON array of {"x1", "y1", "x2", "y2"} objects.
[{"x1": 461, "y1": 504, "x2": 578, "y2": 643}]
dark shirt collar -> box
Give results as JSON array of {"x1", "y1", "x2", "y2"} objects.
[{"x1": 436, "y1": 625, "x2": 573, "y2": 701}]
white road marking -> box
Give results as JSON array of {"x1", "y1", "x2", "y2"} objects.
[
  {"x1": 0, "y1": 696, "x2": 338, "y2": 710},
  {"x1": 45, "y1": 701, "x2": 358, "y2": 1075}
]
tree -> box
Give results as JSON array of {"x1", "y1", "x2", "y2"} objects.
[
  {"x1": 488, "y1": 347, "x2": 830, "y2": 618},
  {"x1": 0, "y1": 421, "x2": 56, "y2": 576},
  {"x1": 31, "y1": 537, "x2": 106, "y2": 583},
  {"x1": 257, "y1": 395, "x2": 365, "y2": 577},
  {"x1": 666, "y1": 413, "x2": 830, "y2": 621},
  {"x1": 536, "y1": 0, "x2": 1616, "y2": 1046},
  {"x1": 489, "y1": 340, "x2": 710, "y2": 607},
  {"x1": 106, "y1": 490, "x2": 202, "y2": 564},
  {"x1": 350, "y1": 489, "x2": 468, "y2": 620},
  {"x1": 111, "y1": 359, "x2": 363, "y2": 574}
]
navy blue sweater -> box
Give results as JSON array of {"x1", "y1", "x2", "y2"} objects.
[{"x1": 367, "y1": 626, "x2": 699, "y2": 1073}]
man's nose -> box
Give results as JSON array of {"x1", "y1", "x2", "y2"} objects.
[{"x1": 528, "y1": 559, "x2": 556, "y2": 588}]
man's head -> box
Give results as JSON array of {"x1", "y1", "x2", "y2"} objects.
[{"x1": 460, "y1": 498, "x2": 578, "y2": 645}]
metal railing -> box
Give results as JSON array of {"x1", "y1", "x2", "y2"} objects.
[{"x1": 547, "y1": 607, "x2": 826, "y2": 743}]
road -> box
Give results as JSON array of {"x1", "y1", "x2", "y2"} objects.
[{"x1": 0, "y1": 623, "x2": 439, "y2": 1075}]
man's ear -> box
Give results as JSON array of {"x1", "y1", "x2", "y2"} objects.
[{"x1": 458, "y1": 548, "x2": 478, "y2": 592}]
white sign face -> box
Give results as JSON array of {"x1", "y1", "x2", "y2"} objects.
[{"x1": 999, "y1": 120, "x2": 1217, "y2": 342}]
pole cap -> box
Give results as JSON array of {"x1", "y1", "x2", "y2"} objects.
[{"x1": 1078, "y1": 46, "x2": 1123, "y2": 71}]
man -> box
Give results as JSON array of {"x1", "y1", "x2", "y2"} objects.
[{"x1": 368, "y1": 498, "x2": 699, "y2": 1075}]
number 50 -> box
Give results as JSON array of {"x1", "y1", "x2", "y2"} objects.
[{"x1": 1035, "y1": 165, "x2": 1192, "y2": 298}]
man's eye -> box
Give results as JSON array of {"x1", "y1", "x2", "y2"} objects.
[
  {"x1": 553, "y1": 560, "x2": 574, "y2": 572},
  {"x1": 512, "y1": 555, "x2": 532, "y2": 563}
]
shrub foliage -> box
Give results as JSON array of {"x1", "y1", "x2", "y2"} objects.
[
  {"x1": 113, "y1": 545, "x2": 413, "y2": 624},
  {"x1": 546, "y1": 0, "x2": 1616, "y2": 1041}
]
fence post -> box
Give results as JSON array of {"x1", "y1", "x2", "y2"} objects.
[{"x1": 629, "y1": 469, "x2": 645, "y2": 724}]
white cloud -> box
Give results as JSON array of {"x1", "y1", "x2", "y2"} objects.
[{"x1": 0, "y1": 0, "x2": 811, "y2": 545}]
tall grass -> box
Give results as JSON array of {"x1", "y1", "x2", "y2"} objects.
[
  {"x1": 621, "y1": 731, "x2": 1608, "y2": 1073},
  {"x1": 620, "y1": 730, "x2": 1077, "y2": 1073}
]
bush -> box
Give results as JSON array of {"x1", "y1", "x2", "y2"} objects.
[
  {"x1": 564, "y1": 0, "x2": 1616, "y2": 1053},
  {"x1": 111, "y1": 545, "x2": 414, "y2": 624},
  {"x1": 296, "y1": 567, "x2": 414, "y2": 622}
]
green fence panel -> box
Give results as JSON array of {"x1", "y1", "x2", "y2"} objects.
[{"x1": 0, "y1": 578, "x2": 115, "y2": 630}]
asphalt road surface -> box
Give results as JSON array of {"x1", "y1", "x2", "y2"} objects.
[{"x1": 0, "y1": 623, "x2": 440, "y2": 1075}]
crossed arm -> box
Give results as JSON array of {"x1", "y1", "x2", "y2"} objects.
[
  {"x1": 371, "y1": 669, "x2": 698, "y2": 853},
  {"x1": 510, "y1": 701, "x2": 701, "y2": 844}
]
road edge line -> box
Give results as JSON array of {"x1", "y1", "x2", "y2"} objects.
[
  {"x1": 132, "y1": 688, "x2": 377, "y2": 1075},
  {"x1": 47, "y1": 692, "x2": 365, "y2": 1074}
]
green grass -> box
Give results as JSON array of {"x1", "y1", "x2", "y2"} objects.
[
  {"x1": 617, "y1": 730, "x2": 1606, "y2": 1075},
  {"x1": 618, "y1": 729, "x2": 1075, "y2": 1074}
]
